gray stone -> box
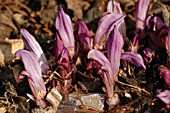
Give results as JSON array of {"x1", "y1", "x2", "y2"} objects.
[{"x1": 57, "y1": 93, "x2": 105, "y2": 113}]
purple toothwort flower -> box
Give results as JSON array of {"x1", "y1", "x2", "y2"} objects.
[
  {"x1": 53, "y1": 34, "x2": 72, "y2": 96},
  {"x1": 160, "y1": 66, "x2": 170, "y2": 88},
  {"x1": 157, "y1": 90, "x2": 170, "y2": 109},
  {"x1": 142, "y1": 48, "x2": 155, "y2": 64},
  {"x1": 107, "y1": 0, "x2": 126, "y2": 38},
  {"x1": 87, "y1": 49, "x2": 119, "y2": 106},
  {"x1": 55, "y1": 6, "x2": 75, "y2": 59},
  {"x1": 75, "y1": 20, "x2": 92, "y2": 52},
  {"x1": 54, "y1": 33, "x2": 65, "y2": 61},
  {"x1": 121, "y1": 52, "x2": 146, "y2": 70},
  {"x1": 94, "y1": 11, "x2": 125, "y2": 49},
  {"x1": 57, "y1": 47, "x2": 72, "y2": 96},
  {"x1": 107, "y1": 26, "x2": 124, "y2": 80},
  {"x1": 135, "y1": 0, "x2": 150, "y2": 34},
  {"x1": 88, "y1": 27, "x2": 124, "y2": 106},
  {"x1": 14, "y1": 50, "x2": 47, "y2": 108},
  {"x1": 20, "y1": 29, "x2": 49, "y2": 74}
]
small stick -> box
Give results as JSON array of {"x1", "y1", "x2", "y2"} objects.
[
  {"x1": 116, "y1": 80, "x2": 150, "y2": 95},
  {"x1": 75, "y1": 84, "x2": 87, "y2": 110}
]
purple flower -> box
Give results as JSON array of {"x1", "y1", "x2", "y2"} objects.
[
  {"x1": 54, "y1": 33, "x2": 64, "y2": 61},
  {"x1": 107, "y1": 0, "x2": 113, "y2": 13},
  {"x1": 88, "y1": 27, "x2": 123, "y2": 106},
  {"x1": 146, "y1": 16, "x2": 165, "y2": 31},
  {"x1": 113, "y1": 1, "x2": 126, "y2": 38},
  {"x1": 121, "y1": 52, "x2": 146, "y2": 70},
  {"x1": 55, "y1": 6, "x2": 75, "y2": 58},
  {"x1": 14, "y1": 50, "x2": 47, "y2": 108},
  {"x1": 53, "y1": 35, "x2": 72, "y2": 96},
  {"x1": 57, "y1": 47, "x2": 72, "y2": 96},
  {"x1": 135, "y1": 0, "x2": 150, "y2": 34},
  {"x1": 107, "y1": 26, "x2": 124, "y2": 80},
  {"x1": 88, "y1": 49, "x2": 119, "y2": 106},
  {"x1": 157, "y1": 90, "x2": 170, "y2": 109},
  {"x1": 147, "y1": 16, "x2": 170, "y2": 61},
  {"x1": 159, "y1": 66, "x2": 170, "y2": 88},
  {"x1": 107, "y1": 0, "x2": 126, "y2": 39},
  {"x1": 53, "y1": 34, "x2": 72, "y2": 96},
  {"x1": 20, "y1": 29, "x2": 49, "y2": 74},
  {"x1": 75, "y1": 20, "x2": 92, "y2": 52},
  {"x1": 142, "y1": 48, "x2": 155, "y2": 64},
  {"x1": 94, "y1": 12, "x2": 125, "y2": 49}
]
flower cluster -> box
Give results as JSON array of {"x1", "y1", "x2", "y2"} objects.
[{"x1": 13, "y1": 0, "x2": 170, "y2": 110}]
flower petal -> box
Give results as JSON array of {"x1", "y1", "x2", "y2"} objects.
[
  {"x1": 87, "y1": 49, "x2": 115, "y2": 103},
  {"x1": 107, "y1": 27, "x2": 124, "y2": 80},
  {"x1": 75, "y1": 20, "x2": 91, "y2": 52},
  {"x1": 142, "y1": 48, "x2": 155, "y2": 64},
  {"x1": 94, "y1": 12, "x2": 125, "y2": 48},
  {"x1": 55, "y1": 6, "x2": 75, "y2": 57},
  {"x1": 57, "y1": 47, "x2": 72, "y2": 96},
  {"x1": 121, "y1": 52, "x2": 146, "y2": 70},
  {"x1": 113, "y1": 1, "x2": 126, "y2": 38},
  {"x1": 136, "y1": 0, "x2": 150, "y2": 34},
  {"x1": 14, "y1": 50, "x2": 47, "y2": 108},
  {"x1": 160, "y1": 66, "x2": 170, "y2": 88},
  {"x1": 157, "y1": 90, "x2": 170, "y2": 105},
  {"x1": 20, "y1": 29, "x2": 49, "y2": 74},
  {"x1": 54, "y1": 33, "x2": 64, "y2": 61},
  {"x1": 107, "y1": 0, "x2": 113, "y2": 13}
]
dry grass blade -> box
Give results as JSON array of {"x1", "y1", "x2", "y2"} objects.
[
  {"x1": 116, "y1": 80, "x2": 150, "y2": 96},
  {"x1": 75, "y1": 84, "x2": 87, "y2": 110}
]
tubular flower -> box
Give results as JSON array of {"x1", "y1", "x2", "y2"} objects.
[
  {"x1": 142, "y1": 48, "x2": 155, "y2": 64},
  {"x1": 57, "y1": 47, "x2": 72, "y2": 96},
  {"x1": 53, "y1": 35, "x2": 73, "y2": 96},
  {"x1": 107, "y1": 26, "x2": 124, "y2": 80},
  {"x1": 135, "y1": 0, "x2": 150, "y2": 34},
  {"x1": 121, "y1": 52, "x2": 146, "y2": 70},
  {"x1": 20, "y1": 29, "x2": 49, "y2": 74},
  {"x1": 157, "y1": 90, "x2": 170, "y2": 109},
  {"x1": 54, "y1": 33, "x2": 65, "y2": 61},
  {"x1": 55, "y1": 6, "x2": 75, "y2": 58},
  {"x1": 88, "y1": 27, "x2": 124, "y2": 106},
  {"x1": 75, "y1": 20, "x2": 92, "y2": 52},
  {"x1": 87, "y1": 49, "x2": 119, "y2": 106},
  {"x1": 94, "y1": 12, "x2": 125, "y2": 49},
  {"x1": 159, "y1": 66, "x2": 170, "y2": 88},
  {"x1": 14, "y1": 50, "x2": 47, "y2": 108},
  {"x1": 113, "y1": 1, "x2": 126, "y2": 38}
]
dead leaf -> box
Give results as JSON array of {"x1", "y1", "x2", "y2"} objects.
[
  {"x1": 0, "y1": 39, "x2": 24, "y2": 63},
  {"x1": 0, "y1": 107, "x2": 7, "y2": 113}
]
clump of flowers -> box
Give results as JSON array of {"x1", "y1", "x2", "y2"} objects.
[{"x1": 13, "y1": 0, "x2": 170, "y2": 111}]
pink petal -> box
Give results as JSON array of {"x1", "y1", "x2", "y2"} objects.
[
  {"x1": 107, "y1": 0, "x2": 113, "y2": 13},
  {"x1": 113, "y1": 1, "x2": 126, "y2": 38},
  {"x1": 14, "y1": 50, "x2": 47, "y2": 108},
  {"x1": 136, "y1": 0, "x2": 150, "y2": 34},
  {"x1": 87, "y1": 49, "x2": 114, "y2": 101},
  {"x1": 107, "y1": 27, "x2": 124, "y2": 80},
  {"x1": 55, "y1": 6, "x2": 75, "y2": 57},
  {"x1": 20, "y1": 29, "x2": 49, "y2": 74},
  {"x1": 157, "y1": 90, "x2": 170, "y2": 105},
  {"x1": 54, "y1": 33, "x2": 64, "y2": 61},
  {"x1": 75, "y1": 20, "x2": 91, "y2": 52},
  {"x1": 121, "y1": 52, "x2": 146, "y2": 70},
  {"x1": 94, "y1": 12, "x2": 125, "y2": 48},
  {"x1": 160, "y1": 66, "x2": 170, "y2": 88}
]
